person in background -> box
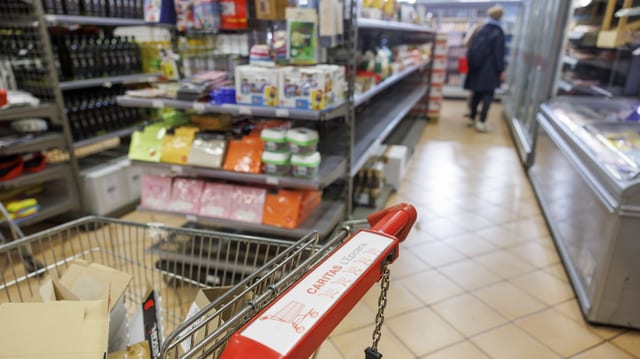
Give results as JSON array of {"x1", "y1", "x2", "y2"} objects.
[{"x1": 464, "y1": 5, "x2": 506, "y2": 133}]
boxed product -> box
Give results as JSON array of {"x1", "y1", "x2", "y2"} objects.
[
  {"x1": 160, "y1": 126, "x2": 200, "y2": 165},
  {"x1": 0, "y1": 300, "x2": 109, "y2": 359},
  {"x1": 235, "y1": 65, "x2": 279, "y2": 106},
  {"x1": 279, "y1": 67, "x2": 329, "y2": 110},
  {"x1": 220, "y1": 0, "x2": 248, "y2": 29},
  {"x1": 144, "y1": 0, "x2": 177, "y2": 24},
  {"x1": 141, "y1": 175, "x2": 173, "y2": 210},
  {"x1": 223, "y1": 136, "x2": 263, "y2": 173},
  {"x1": 199, "y1": 182, "x2": 235, "y2": 218},
  {"x1": 262, "y1": 189, "x2": 303, "y2": 228},
  {"x1": 287, "y1": 8, "x2": 318, "y2": 65},
  {"x1": 169, "y1": 178, "x2": 205, "y2": 214},
  {"x1": 194, "y1": 0, "x2": 221, "y2": 30},
  {"x1": 383, "y1": 145, "x2": 410, "y2": 188},
  {"x1": 260, "y1": 127, "x2": 288, "y2": 152},
  {"x1": 228, "y1": 186, "x2": 266, "y2": 223},
  {"x1": 188, "y1": 132, "x2": 228, "y2": 169},
  {"x1": 255, "y1": 0, "x2": 288, "y2": 20},
  {"x1": 262, "y1": 151, "x2": 291, "y2": 175},
  {"x1": 81, "y1": 160, "x2": 129, "y2": 216},
  {"x1": 299, "y1": 189, "x2": 322, "y2": 221},
  {"x1": 291, "y1": 151, "x2": 321, "y2": 178},
  {"x1": 317, "y1": 64, "x2": 346, "y2": 104},
  {"x1": 286, "y1": 127, "x2": 319, "y2": 154},
  {"x1": 128, "y1": 289, "x2": 163, "y2": 359}
]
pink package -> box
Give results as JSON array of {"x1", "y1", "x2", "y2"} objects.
[
  {"x1": 228, "y1": 186, "x2": 267, "y2": 224},
  {"x1": 140, "y1": 175, "x2": 173, "y2": 210},
  {"x1": 199, "y1": 182, "x2": 235, "y2": 219},
  {"x1": 169, "y1": 178, "x2": 205, "y2": 214}
]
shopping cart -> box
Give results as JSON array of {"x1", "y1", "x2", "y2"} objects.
[{"x1": 0, "y1": 203, "x2": 417, "y2": 358}]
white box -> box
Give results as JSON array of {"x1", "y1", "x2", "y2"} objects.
[
  {"x1": 235, "y1": 65, "x2": 279, "y2": 106},
  {"x1": 279, "y1": 66, "x2": 331, "y2": 110},
  {"x1": 383, "y1": 145, "x2": 410, "y2": 188},
  {"x1": 81, "y1": 162, "x2": 129, "y2": 215}
]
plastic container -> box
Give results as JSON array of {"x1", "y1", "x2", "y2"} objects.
[
  {"x1": 260, "y1": 128, "x2": 288, "y2": 152},
  {"x1": 291, "y1": 152, "x2": 321, "y2": 178},
  {"x1": 262, "y1": 151, "x2": 291, "y2": 175},
  {"x1": 286, "y1": 128, "x2": 319, "y2": 154}
]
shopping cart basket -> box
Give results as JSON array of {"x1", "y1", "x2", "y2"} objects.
[{"x1": 0, "y1": 203, "x2": 416, "y2": 359}]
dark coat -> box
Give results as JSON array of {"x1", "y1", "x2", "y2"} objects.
[{"x1": 464, "y1": 22, "x2": 505, "y2": 92}]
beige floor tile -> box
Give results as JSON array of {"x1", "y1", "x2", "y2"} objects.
[
  {"x1": 473, "y1": 281, "x2": 546, "y2": 320},
  {"x1": 315, "y1": 339, "x2": 344, "y2": 359},
  {"x1": 411, "y1": 241, "x2": 466, "y2": 268},
  {"x1": 361, "y1": 280, "x2": 423, "y2": 318},
  {"x1": 515, "y1": 308, "x2": 603, "y2": 357},
  {"x1": 471, "y1": 323, "x2": 561, "y2": 359},
  {"x1": 503, "y1": 217, "x2": 550, "y2": 240},
  {"x1": 331, "y1": 301, "x2": 375, "y2": 336},
  {"x1": 432, "y1": 293, "x2": 507, "y2": 337},
  {"x1": 439, "y1": 259, "x2": 502, "y2": 291},
  {"x1": 389, "y1": 248, "x2": 431, "y2": 278},
  {"x1": 475, "y1": 226, "x2": 530, "y2": 249},
  {"x1": 447, "y1": 211, "x2": 494, "y2": 231},
  {"x1": 473, "y1": 205, "x2": 520, "y2": 225},
  {"x1": 544, "y1": 263, "x2": 570, "y2": 283},
  {"x1": 474, "y1": 250, "x2": 536, "y2": 279},
  {"x1": 400, "y1": 270, "x2": 465, "y2": 305},
  {"x1": 510, "y1": 270, "x2": 575, "y2": 305},
  {"x1": 570, "y1": 342, "x2": 636, "y2": 359},
  {"x1": 330, "y1": 324, "x2": 416, "y2": 358},
  {"x1": 441, "y1": 233, "x2": 497, "y2": 257},
  {"x1": 421, "y1": 217, "x2": 468, "y2": 239},
  {"x1": 613, "y1": 332, "x2": 640, "y2": 358},
  {"x1": 422, "y1": 341, "x2": 489, "y2": 359},
  {"x1": 553, "y1": 300, "x2": 625, "y2": 340},
  {"x1": 387, "y1": 307, "x2": 464, "y2": 356},
  {"x1": 508, "y1": 241, "x2": 560, "y2": 268}
]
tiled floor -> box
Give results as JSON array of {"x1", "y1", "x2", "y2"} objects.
[{"x1": 316, "y1": 101, "x2": 640, "y2": 358}]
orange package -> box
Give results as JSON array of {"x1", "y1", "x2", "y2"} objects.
[
  {"x1": 223, "y1": 136, "x2": 263, "y2": 173},
  {"x1": 262, "y1": 189, "x2": 303, "y2": 229},
  {"x1": 299, "y1": 190, "x2": 322, "y2": 222},
  {"x1": 160, "y1": 126, "x2": 199, "y2": 164}
]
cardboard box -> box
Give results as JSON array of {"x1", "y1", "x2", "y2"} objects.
[
  {"x1": 255, "y1": 0, "x2": 287, "y2": 20},
  {"x1": 141, "y1": 175, "x2": 173, "y2": 210},
  {"x1": 199, "y1": 182, "x2": 235, "y2": 219},
  {"x1": 279, "y1": 67, "x2": 331, "y2": 110},
  {"x1": 169, "y1": 178, "x2": 205, "y2": 214},
  {"x1": 235, "y1": 65, "x2": 279, "y2": 106},
  {"x1": 108, "y1": 341, "x2": 151, "y2": 359},
  {"x1": 0, "y1": 300, "x2": 109, "y2": 358},
  {"x1": 383, "y1": 145, "x2": 409, "y2": 188},
  {"x1": 40, "y1": 260, "x2": 134, "y2": 353}
]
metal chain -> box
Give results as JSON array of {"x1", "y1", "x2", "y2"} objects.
[{"x1": 370, "y1": 265, "x2": 391, "y2": 352}]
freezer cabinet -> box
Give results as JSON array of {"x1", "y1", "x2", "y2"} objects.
[{"x1": 530, "y1": 97, "x2": 640, "y2": 329}]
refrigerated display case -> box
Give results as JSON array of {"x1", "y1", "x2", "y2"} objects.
[{"x1": 531, "y1": 96, "x2": 640, "y2": 329}]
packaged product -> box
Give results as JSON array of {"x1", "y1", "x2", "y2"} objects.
[
  {"x1": 291, "y1": 151, "x2": 321, "y2": 178},
  {"x1": 228, "y1": 186, "x2": 266, "y2": 223},
  {"x1": 188, "y1": 132, "x2": 228, "y2": 168},
  {"x1": 223, "y1": 136, "x2": 263, "y2": 173},
  {"x1": 279, "y1": 67, "x2": 330, "y2": 110},
  {"x1": 140, "y1": 175, "x2": 173, "y2": 210},
  {"x1": 220, "y1": 0, "x2": 247, "y2": 29},
  {"x1": 262, "y1": 151, "x2": 291, "y2": 175},
  {"x1": 286, "y1": 127, "x2": 319, "y2": 153},
  {"x1": 160, "y1": 126, "x2": 200, "y2": 164},
  {"x1": 199, "y1": 182, "x2": 235, "y2": 218},
  {"x1": 262, "y1": 189, "x2": 303, "y2": 228},
  {"x1": 235, "y1": 65, "x2": 279, "y2": 106},
  {"x1": 286, "y1": 8, "x2": 318, "y2": 65},
  {"x1": 194, "y1": 0, "x2": 221, "y2": 30},
  {"x1": 260, "y1": 127, "x2": 288, "y2": 152},
  {"x1": 169, "y1": 178, "x2": 205, "y2": 214},
  {"x1": 255, "y1": 0, "x2": 288, "y2": 20}
]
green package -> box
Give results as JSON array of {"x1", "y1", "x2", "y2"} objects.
[{"x1": 287, "y1": 8, "x2": 318, "y2": 65}]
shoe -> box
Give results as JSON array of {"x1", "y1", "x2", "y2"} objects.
[
  {"x1": 466, "y1": 118, "x2": 475, "y2": 127},
  {"x1": 475, "y1": 121, "x2": 488, "y2": 133}
]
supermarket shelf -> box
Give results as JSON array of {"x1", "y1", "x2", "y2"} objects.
[
  {"x1": 354, "y1": 62, "x2": 428, "y2": 106},
  {"x1": 44, "y1": 14, "x2": 151, "y2": 27},
  {"x1": 563, "y1": 55, "x2": 579, "y2": 67},
  {"x1": 0, "y1": 164, "x2": 70, "y2": 190},
  {"x1": 558, "y1": 79, "x2": 573, "y2": 92},
  {"x1": 443, "y1": 85, "x2": 469, "y2": 99},
  {"x1": 357, "y1": 18, "x2": 432, "y2": 33},
  {"x1": 352, "y1": 184, "x2": 395, "y2": 219},
  {"x1": 74, "y1": 127, "x2": 136, "y2": 148},
  {"x1": 60, "y1": 73, "x2": 161, "y2": 91},
  {"x1": 2, "y1": 195, "x2": 77, "y2": 227},
  {"x1": 139, "y1": 200, "x2": 345, "y2": 239},
  {"x1": 0, "y1": 103, "x2": 59, "y2": 122},
  {"x1": 0, "y1": 133, "x2": 65, "y2": 155},
  {"x1": 116, "y1": 96, "x2": 347, "y2": 121},
  {"x1": 385, "y1": 117, "x2": 428, "y2": 151},
  {"x1": 352, "y1": 85, "x2": 427, "y2": 176},
  {"x1": 132, "y1": 155, "x2": 346, "y2": 190}
]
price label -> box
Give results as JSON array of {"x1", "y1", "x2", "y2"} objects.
[
  {"x1": 103, "y1": 81, "x2": 113, "y2": 88},
  {"x1": 193, "y1": 103, "x2": 206, "y2": 113},
  {"x1": 170, "y1": 165, "x2": 183, "y2": 174},
  {"x1": 266, "y1": 176, "x2": 279, "y2": 185},
  {"x1": 152, "y1": 100, "x2": 164, "y2": 109},
  {"x1": 186, "y1": 215, "x2": 197, "y2": 222},
  {"x1": 275, "y1": 109, "x2": 289, "y2": 118},
  {"x1": 238, "y1": 106, "x2": 252, "y2": 115}
]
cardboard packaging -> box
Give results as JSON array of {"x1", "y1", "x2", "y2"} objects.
[
  {"x1": 188, "y1": 132, "x2": 228, "y2": 169},
  {"x1": 200, "y1": 182, "x2": 235, "y2": 219},
  {"x1": 287, "y1": 8, "x2": 319, "y2": 65},
  {"x1": 141, "y1": 175, "x2": 173, "y2": 210},
  {"x1": 129, "y1": 290, "x2": 164, "y2": 359},
  {"x1": 223, "y1": 136, "x2": 264, "y2": 173},
  {"x1": 279, "y1": 67, "x2": 330, "y2": 110},
  {"x1": 229, "y1": 186, "x2": 267, "y2": 223},
  {"x1": 0, "y1": 300, "x2": 109, "y2": 359},
  {"x1": 169, "y1": 178, "x2": 205, "y2": 214},
  {"x1": 160, "y1": 126, "x2": 200, "y2": 165},
  {"x1": 235, "y1": 65, "x2": 279, "y2": 106},
  {"x1": 108, "y1": 341, "x2": 151, "y2": 359},
  {"x1": 81, "y1": 160, "x2": 129, "y2": 215},
  {"x1": 255, "y1": 0, "x2": 288, "y2": 20}
]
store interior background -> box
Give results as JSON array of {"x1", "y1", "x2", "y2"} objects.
[{"x1": 3, "y1": 0, "x2": 640, "y2": 357}]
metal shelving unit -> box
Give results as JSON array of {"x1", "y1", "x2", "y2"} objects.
[
  {"x1": 139, "y1": 200, "x2": 345, "y2": 239},
  {"x1": 74, "y1": 127, "x2": 137, "y2": 148},
  {"x1": 44, "y1": 14, "x2": 151, "y2": 27},
  {"x1": 0, "y1": 133, "x2": 65, "y2": 155},
  {"x1": 117, "y1": 96, "x2": 348, "y2": 121},
  {"x1": 0, "y1": 104, "x2": 59, "y2": 122},
  {"x1": 352, "y1": 184, "x2": 395, "y2": 218},
  {"x1": 354, "y1": 62, "x2": 428, "y2": 106},
  {"x1": 356, "y1": 18, "x2": 431, "y2": 33},
  {"x1": 60, "y1": 73, "x2": 161, "y2": 91},
  {"x1": 3, "y1": 194, "x2": 77, "y2": 227},
  {"x1": 132, "y1": 155, "x2": 346, "y2": 190},
  {"x1": 0, "y1": 165, "x2": 70, "y2": 190}
]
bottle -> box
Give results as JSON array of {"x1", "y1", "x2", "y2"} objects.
[{"x1": 68, "y1": 35, "x2": 82, "y2": 79}]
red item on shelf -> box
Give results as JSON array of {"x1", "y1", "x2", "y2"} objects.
[
  {"x1": 0, "y1": 89, "x2": 7, "y2": 107},
  {"x1": 262, "y1": 189, "x2": 303, "y2": 229},
  {"x1": 0, "y1": 156, "x2": 24, "y2": 182},
  {"x1": 220, "y1": 0, "x2": 247, "y2": 29},
  {"x1": 23, "y1": 153, "x2": 46, "y2": 173},
  {"x1": 458, "y1": 57, "x2": 468, "y2": 74}
]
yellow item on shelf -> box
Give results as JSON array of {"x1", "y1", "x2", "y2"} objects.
[
  {"x1": 160, "y1": 126, "x2": 200, "y2": 165},
  {"x1": 6, "y1": 198, "x2": 37, "y2": 213}
]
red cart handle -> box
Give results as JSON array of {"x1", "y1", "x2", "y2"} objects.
[{"x1": 220, "y1": 203, "x2": 417, "y2": 359}]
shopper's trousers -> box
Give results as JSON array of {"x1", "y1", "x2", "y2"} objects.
[{"x1": 470, "y1": 90, "x2": 495, "y2": 123}]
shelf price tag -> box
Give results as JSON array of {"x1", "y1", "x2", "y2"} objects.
[
  {"x1": 186, "y1": 215, "x2": 197, "y2": 222},
  {"x1": 152, "y1": 100, "x2": 164, "y2": 109},
  {"x1": 275, "y1": 109, "x2": 289, "y2": 118},
  {"x1": 238, "y1": 106, "x2": 252, "y2": 115},
  {"x1": 170, "y1": 165, "x2": 183, "y2": 174},
  {"x1": 103, "y1": 81, "x2": 113, "y2": 88},
  {"x1": 266, "y1": 176, "x2": 279, "y2": 185},
  {"x1": 193, "y1": 103, "x2": 207, "y2": 113}
]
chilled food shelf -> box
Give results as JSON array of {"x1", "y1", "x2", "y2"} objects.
[
  {"x1": 0, "y1": 133, "x2": 65, "y2": 156},
  {"x1": 139, "y1": 200, "x2": 345, "y2": 239},
  {"x1": 59, "y1": 73, "x2": 161, "y2": 91},
  {"x1": 352, "y1": 84, "x2": 427, "y2": 176},
  {"x1": 116, "y1": 96, "x2": 348, "y2": 121},
  {"x1": 354, "y1": 62, "x2": 429, "y2": 106},
  {"x1": 132, "y1": 155, "x2": 346, "y2": 190}
]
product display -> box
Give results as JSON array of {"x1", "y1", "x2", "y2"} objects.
[
  {"x1": 291, "y1": 151, "x2": 320, "y2": 178},
  {"x1": 160, "y1": 126, "x2": 200, "y2": 164},
  {"x1": 286, "y1": 8, "x2": 319, "y2": 65},
  {"x1": 188, "y1": 132, "x2": 228, "y2": 168},
  {"x1": 286, "y1": 127, "x2": 319, "y2": 153},
  {"x1": 261, "y1": 150, "x2": 290, "y2": 175},
  {"x1": 42, "y1": 0, "x2": 145, "y2": 17},
  {"x1": 169, "y1": 177, "x2": 205, "y2": 214},
  {"x1": 235, "y1": 65, "x2": 279, "y2": 106},
  {"x1": 260, "y1": 127, "x2": 288, "y2": 152}
]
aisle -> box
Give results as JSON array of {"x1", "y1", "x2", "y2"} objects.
[{"x1": 318, "y1": 101, "x2": 640, "y2": 358}]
